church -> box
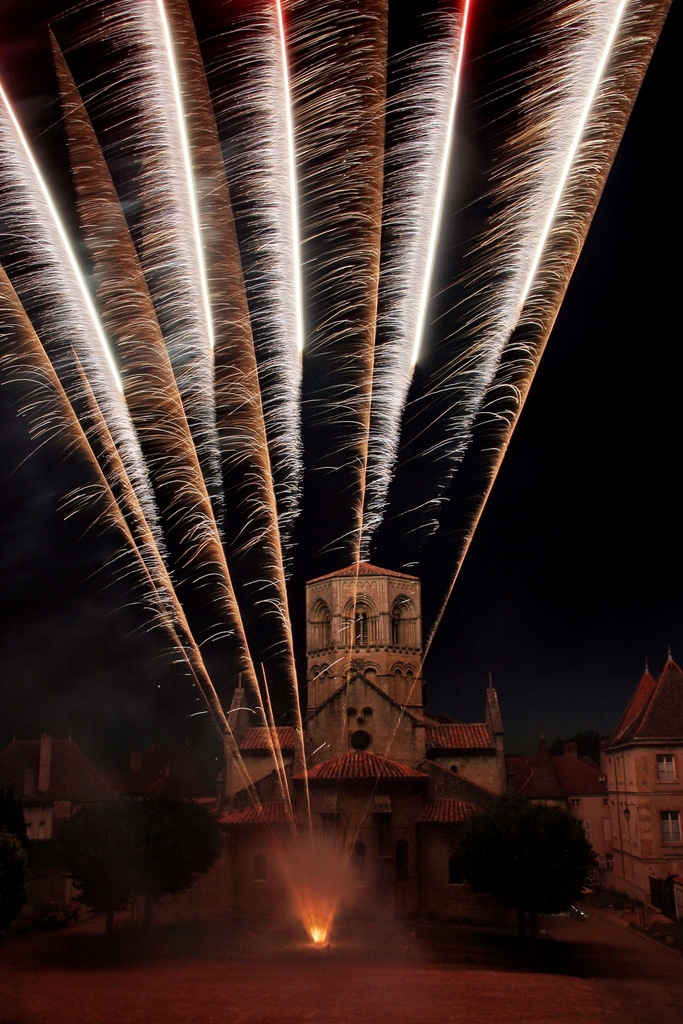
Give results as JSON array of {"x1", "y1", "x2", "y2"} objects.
[{"x1": 218, "y1": 563, "x2": 508, "y2": 925}]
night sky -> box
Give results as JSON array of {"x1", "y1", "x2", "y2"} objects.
[{"x1": 0, "y1": 0, "x2": 679, "y2": 765}]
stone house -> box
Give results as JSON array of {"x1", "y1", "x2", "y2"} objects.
[{"x1": 601, "y1": 653, "x2": 683, "y2": 917}]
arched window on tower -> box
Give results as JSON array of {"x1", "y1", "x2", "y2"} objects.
[
  {"x1": 309, "y1": 600, "x2": 331, "y2": 650},
  {"x1": 391, "y1": 596, "x2": 414, "y2": 646},
  {"x1": 354, "y1": 608, "x2": 368, "y2": 646}
]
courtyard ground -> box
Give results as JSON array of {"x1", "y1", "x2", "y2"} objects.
[{"x1": 1, "y1": 906, "x2": 681, "y2": 1024}]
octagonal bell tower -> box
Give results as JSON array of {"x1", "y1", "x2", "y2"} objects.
[{"x1": 305, "y1": 563, "x2": 423, "y2": 716}]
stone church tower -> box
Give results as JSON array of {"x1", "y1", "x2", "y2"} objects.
[{"x1": 304, "y1": 563, "x2": 426, "y2": 764}]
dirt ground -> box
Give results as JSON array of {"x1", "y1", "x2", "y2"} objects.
[{"x1": 1, "y1": 909, "x2": 681, "y2": 1024}]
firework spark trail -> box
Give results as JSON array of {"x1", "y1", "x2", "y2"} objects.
[
  {"x1": 65, "y1": 0, "x2": 224, "y2": 519},
  {"x1": 361, "y1": 2, "x2": 465, "y2": 555},
  {"x1": 376, "y1": 0, "x2": 646, "y2": 566},
  {"x1": 203, "y1": 0, "x2": 302, "y2": 538},
  {"x1": 292, "y1": 0, "x2": 387, "y2": 571},
  {"x1": 420, "y1": 0, "x2": 673, "y2": 655},
  {"x1": 0, "y1": 79, "x2": 164, "y2": 558},
  {"x1": 0, "y1": 263, "x2": 261, "y2": 802},
  {"x1": 158, "y1": 0, "x2": 300, "y2": 704},
  {"x1": 50, "y1": 33, "x2": 275, "y2": 695}
]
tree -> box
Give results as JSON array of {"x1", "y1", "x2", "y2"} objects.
[
  {"x1": 129, "y1": 796, "x2": 221, "y2": 931},
  {"x1": 57, "y1": 802, "x2": 138, "y2": 934},
  {"x1": 0, "y1": 789, "x2": 28, "y2": 849},
  {"x1": 453, "y1": 794, "x2": 596, "y2": 940},
  {"x1": 57, "y1": 797, "x2": 221, "y2": 933},
  {"x1": 0, "y1": 828, "x2": 28, "y2": 931}
]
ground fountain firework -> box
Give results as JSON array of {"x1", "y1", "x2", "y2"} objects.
[{"x1": 0, "y1": 0, "x2": 673, "y2": 941}]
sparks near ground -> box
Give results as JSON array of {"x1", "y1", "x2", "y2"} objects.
[{"x1": 0, "y1": 0, "x2": 673, "y2": 943}]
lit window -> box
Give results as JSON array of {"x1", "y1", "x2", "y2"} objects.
[
  {"x1": 656, "y1": 755, "x2": 676, "y2": 781},
  {"x1": 661, "y1": 811, "x2": 681, "y2": 844}
]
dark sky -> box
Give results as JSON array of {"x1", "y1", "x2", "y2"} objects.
[{"x1": 0, "y1": 0, "x2": 679, "y2": 764}]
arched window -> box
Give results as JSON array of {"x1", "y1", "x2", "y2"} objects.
[
  {"x1": 253, "y1": 854, "x2": 267, "y2": 881},
  {"x1": 395, "y1": 840, "x2": 409, "y2": 883},
  {"x1": 354, "y1": 609, "x2": 368, "y2": 646},
  {"x1": 309, "y1": 600, "x2": 331, "y2": 649},
  {"x1": 391, "y1": 596, "x2": 414, "y2": 646}
]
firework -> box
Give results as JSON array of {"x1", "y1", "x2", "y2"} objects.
[{"x1": 0, "y1": 0, "x2": 671, "y2": 743}]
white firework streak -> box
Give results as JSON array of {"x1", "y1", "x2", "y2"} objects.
[
  {"x1": 72, "y1": 0, "x2": 224, "y2": 516},
  {"x1": 0, "y1": 79, "x2": 164, "y2": 557},
  {"x1": 49, "y1": 31, "x2": 273, "y2": 695},
  {"x1": 388, "y1": 0, "x2": 637, "y2": 548},
  {"x1": 361, "y1": 2, "x2": 466, "y2": 554},
  {"x1": 204, "y1": 0, "x2": 302, "y2": 537},
  {"x1": 289, "y1": 0, "x2": 387, "y2": 568},
  {"x1": 422, "y1": 0, "x2": 671, "y2": 654}
]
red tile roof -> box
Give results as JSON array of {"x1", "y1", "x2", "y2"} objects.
[
  {"x1": 101, "y1": 744, "x2": 214, "y2": 797},
  {"x1": 606, "y1": 657, "x2": 683, "y2": 746},
  {"x1": 297, "y1": 750, "x2": 428, "y2": 781},
  {"x1": 507, "y1": 743, "x2": 607, "y2": 798},
  {"x1": 220, "y1": 801, "x2": 296, "y2": 826},
  {"x1": 425, "y1": 723, "x2": 494, "y2": 752},
  {"x1": 239, "y1": 727, "x2": 296, "y2": 752},
  {"x1": 0, "y1": 737, "x2": 117, "y2": 803},
  {"x1": 308, "y1": 562, "x2": 418, "y2": 583},
  {"x1": 417, "y1": 800, "x2": 473, "y2": 823}
]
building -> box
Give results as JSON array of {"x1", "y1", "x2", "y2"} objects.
[
  {"x1": 0, "y1": 734, "x2": 117, "y2": 840},
  {"x1": 601, "y1": 653, "x2": 683, "y2": 917},
  {"x1": 507, "y1": 737, "x2": 612, "y2": 881},
  {"x1": 221, "y1": 563, "x2": 509, "y2": 925}
]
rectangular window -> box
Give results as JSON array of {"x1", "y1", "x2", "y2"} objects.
[
  {"x1": 661, "y1": 811, "x2": 681, "y2": 844},
  {"x1": 582, "y1": 820, "x2": 592, "y2": 842},
  {"x1": 656, "y1": 754, "x2": 676, "y2": 781},
  {"x1": 570, "y1": 798, "x2": 582, "y2": 807}
]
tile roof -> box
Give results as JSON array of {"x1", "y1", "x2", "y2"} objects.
[
  {"x1": 101, "y1": 744, "x2": 215, "y2": 797},
  {"x1": 239, "y1": 727, "x2": 296, "y2": 752},
  {"x1": 219, "y1": 801, "x2": 296, "y2": 826},
  {"x1": 0, "y1": 737, "x2": 117, "y2": 803},
  {"x1": 425, "y1": 723, "x2": 494, "y2": 752},
  {"x1": 606, "y1": 657, "x2": 683, "y2": 746},
  {"x1": 507, "y1": 744, "x2": 607, "y2": 798},
  {"x1": 417, "y1": 800, "x2": 474, "y2": 823},
  {"x1": 296, "y1": 750, "x2": 428, "y2": 781},
  {"x1": 307, "y1": 562, "x2": 418, "y2": 583}
]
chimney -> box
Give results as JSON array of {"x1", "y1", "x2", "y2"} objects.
[
  {"x1": 564, "y1": 741, "x2": 578, "y2": 757},
  {"x1": 38, "y1": 734, "x2": 52, "y2": 792}
]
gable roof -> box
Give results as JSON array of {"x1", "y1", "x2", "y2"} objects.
[
  {"x1": 306, "y1": 673, "x2": 422, "y2": 726},
  {"x1": 239, "y1": 727, "x2": 296, "y2": 753},
  {"x1": 295, "y1": 749, "x2": 428, "y2": 782},
  {"x1": 507, "y1": 739, "x2": 607, "y2": 799},
  {"x1": 0, "y1": 736, "x2": 118, "y2": 804},
  {"x1": 307, "y1": 562, "x2": 418, "y2": 584},
  {"x1": 101, "y1": 743, "x2": 215, "y2": 798},
  {"x1": 605, "y1": 656, "x2": 683, "y2": 747},
  {"x1": 425, "y1": 723, "x2": 494, "y2": 753}
]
